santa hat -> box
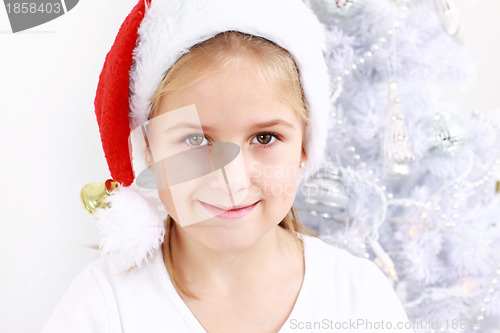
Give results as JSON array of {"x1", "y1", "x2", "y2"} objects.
[{"x1": 92, "y1": 0, "x2": 332, "y2": 268}]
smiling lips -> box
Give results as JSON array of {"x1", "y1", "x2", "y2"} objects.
[{"x1": 199, "y1": 200, "x2": 259, "y2": 219}]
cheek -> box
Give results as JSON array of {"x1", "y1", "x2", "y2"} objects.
[
  {"x1": 269, "y1": 168, "x2": 299, "y2": 199},
  {"x1": 155, "y1": 170, "x2": 197, "y2": 222},
  {"x1": 250, "y1": 159, "x2": 300, "y2": 199},
  {"x1": 157, "y1": 175, "x2": 208, "y2": 224},
  {"x1": 157, "y1": 188, "x2": 179, "y2": 220}
]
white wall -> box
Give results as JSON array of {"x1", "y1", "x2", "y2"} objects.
[
  {"x1": 0, "y1": 1, "x2": 498, "y2": 333},
  {"x1": 441, "y1": 0, "x2": 500, "y2": 120},
  {"x1": 0, "y1": 1, "x2": 137, "y2": 332}
]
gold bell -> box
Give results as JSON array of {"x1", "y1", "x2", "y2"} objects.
[{"x1": 80, "y1": 179, "x2": 120, "y2": 214}]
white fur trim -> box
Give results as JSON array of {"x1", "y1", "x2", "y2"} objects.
[
  {"x1": 129, "y1": 0, "x2": 332, "y2": 182},
  {"x1": 93, "y1": 185, "x2": 166, "y2": 268}
]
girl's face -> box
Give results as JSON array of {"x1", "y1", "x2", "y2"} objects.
[{"x1": 151, "y1": 58, "x2": 306, "y2": 252}]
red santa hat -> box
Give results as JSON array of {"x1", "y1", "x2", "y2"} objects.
[{"x1": 91, "y1": 0, "x2": 332, "y2": 268}]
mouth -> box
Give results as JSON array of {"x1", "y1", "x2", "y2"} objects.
[{"x1": 198, "y1": 200, "x2": 260, "y2": 219}]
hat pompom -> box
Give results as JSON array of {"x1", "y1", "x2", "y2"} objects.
[{"x1": 93, "y1": 185, "x2": 166, "y2": 269}]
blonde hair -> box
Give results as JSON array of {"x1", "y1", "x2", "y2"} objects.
[
  {"x1": 151, "y1": 31, "x2": 309, "y2": 122},
  {"x1": 149, "y1": 31, "x2": 315, "y2": 298}
]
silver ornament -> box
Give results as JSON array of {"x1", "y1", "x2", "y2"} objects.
[
  {"x1": 300, "y1": 165, "x2": 349, "y2": 219},
  {"x1": 383, "y1": 82, "x2": 415, "y2": 176},
  {"x1": 426, "y1": 111, "x2": 467, "y2": 156},
  {"x1": 321, "y1": 0, "x2": 367, "y2": 19}
]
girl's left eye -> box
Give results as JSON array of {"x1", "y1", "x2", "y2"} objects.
[{"x1": 251, "y1": 132, "x2": 280, "y2": 147}]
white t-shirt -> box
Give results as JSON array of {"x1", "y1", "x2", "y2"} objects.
[{"x1": 41, "y1": 235, "x2": 414, "y2": 333}]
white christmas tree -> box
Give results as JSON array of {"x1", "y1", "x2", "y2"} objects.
[{"x1": 297, "y1": 1, "x2": 500, "y2": 332}]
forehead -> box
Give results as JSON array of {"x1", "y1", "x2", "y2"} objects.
[{"x1": 156, "y1": 60, "x2": 303, "y2": 126}]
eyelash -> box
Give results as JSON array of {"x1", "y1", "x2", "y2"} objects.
[{"x1": 181, "y1": 132, "x2": 282, "y2": 150}]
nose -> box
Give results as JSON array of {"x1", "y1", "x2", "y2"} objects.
[{"x1": 209, "y1": 143, "x2": 250, "y2": 205}]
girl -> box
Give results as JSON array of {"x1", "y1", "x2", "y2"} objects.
[{"x1": 43, "y1": 0, "x2": 413, "y2": 332}]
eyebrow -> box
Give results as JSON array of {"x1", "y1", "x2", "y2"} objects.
[
  {"x1": 247, "y1": 119, "x2": 296, "y2": 130},
  {"x1": 165, "y1": 119, "x2": 296, "y2": 133}
]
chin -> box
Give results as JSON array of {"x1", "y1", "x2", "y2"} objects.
[{"x1": 185, "y1": 220, "x2": 276, "y2": 253}]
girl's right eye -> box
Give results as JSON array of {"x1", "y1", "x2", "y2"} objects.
[{"x1": 183, "y1": 134, "x2": 211, "y2": 147}]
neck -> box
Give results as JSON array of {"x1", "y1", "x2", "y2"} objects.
[{"x1": 167, "y1": 224, "x2": 302, "y2": 295}]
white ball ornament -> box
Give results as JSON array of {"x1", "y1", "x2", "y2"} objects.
[{"x1": 301, "y1": 165, "x2": 350, "y2": 219}]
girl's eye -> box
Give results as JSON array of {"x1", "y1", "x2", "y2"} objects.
[
  {"x1": 184, "y1": 134, "x2": 210, "y2": 147},
  {"x1": 252, "y1": 132, "x2": 280, "y2": 147}
]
